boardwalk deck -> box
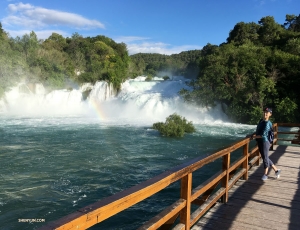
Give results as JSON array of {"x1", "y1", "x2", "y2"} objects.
[{"x1": 192, "y1": 145, "x2": 300, "y2": 230}]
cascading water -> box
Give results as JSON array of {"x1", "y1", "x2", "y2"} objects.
[{"x1": 0, "y1": 76, "x2": 227, "y2": 124}]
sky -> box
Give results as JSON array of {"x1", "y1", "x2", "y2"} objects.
[{"x1": 0, "y1": 0, "x2": 299, "y2": 55}]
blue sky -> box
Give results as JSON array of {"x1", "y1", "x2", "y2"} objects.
[{"x1": 0, "y1": 0, "x2": 299, "y2": 55}]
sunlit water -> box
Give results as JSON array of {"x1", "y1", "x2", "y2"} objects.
[{"x1": 0, "y1": 77, "x2": 257, "y2": 229}]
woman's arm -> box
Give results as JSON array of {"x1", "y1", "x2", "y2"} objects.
[{"x1": 251, "y1": 134, "x2": 262, "y2": 140}]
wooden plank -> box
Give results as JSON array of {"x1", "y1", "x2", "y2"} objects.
[
  {"x1": 219, "y1": 197, "x2": 300, "y2": 213},
  {"x1": 138, "y1": 199, "x2": 186, "y2": 230},
  {"x1": 229, "y1": 155, "x2": 246, "y2": 174},
  {"x1": 278, "y1": 132, "x2": 300, "y2": 135},
  {"x1": 277, "y1": 123, "x2": 300, "y2": 127},
  {"x1": 228, "y1": 169, "x2": 246, "y2": 190},
  {"x1": 173, "y1": 223, "x2": 185, "y2": 230},
  {"x1": 192, "y1": 216, "x2": 265, "y2": 230},
  {"x1": 190, "y1": 188, "x2": 225, "y2": 226},
  {"x1": 221, "y1": 153, "x2": 230, "y2": 203},
  {"x1": 160, "y1": 213, "x2": 180, "y2": 230},
  {"x1": 195, "y1": 205, "x2": 300, "y2": 230},
  {"x1": 231, "y1": 182, "x2": 300, "y2": 197},
  {"x1": 206, "y1": 202, "x2": 300, "y2": 224},
  {"x1": 191, "y1": 170, "x2": 226, "y2": 201},
  {"x1": 248, "y1": 156, "x2": 259, "y2": 168},
  {"x1": 242, "y1": 143, "x2": 249, "y2": 180}
]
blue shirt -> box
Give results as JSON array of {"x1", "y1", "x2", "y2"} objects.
[{"x1": 256, "y1": 119, "x2": 272, "y2": 142}]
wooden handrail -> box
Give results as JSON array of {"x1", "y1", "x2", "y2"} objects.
[{"x1": 39, "y1": 123, "x2": 300, "y2": 230}]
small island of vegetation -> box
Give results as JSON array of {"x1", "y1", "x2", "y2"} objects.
[{"x1": 153, "y1": 113, "x2": 196, "y2": 137}]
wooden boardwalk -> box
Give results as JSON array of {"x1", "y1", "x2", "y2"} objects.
[{"x1": 192, "y1": 145, "x2": 300, "y2": 230}]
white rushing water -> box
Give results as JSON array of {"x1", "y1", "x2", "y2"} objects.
[{"x1": 0, "y1": 76, "x2": 228, "y2": 125}]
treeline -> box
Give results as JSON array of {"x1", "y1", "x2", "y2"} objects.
[
  {"x1": 1, "y1": 14, "x2": 300, "y2": 124},
  {"x1": 0, "y1": 24, "x2": 130, "y2": 97},
  {"x1": 129, "y1": 50, "x2": 202, "y2": 78},
  {"x1": 180, "y1": 14, "x2": 300, "y2": 124},
  {"x1": 129, "y1": 14, "x2": 300, "y2": 124}
]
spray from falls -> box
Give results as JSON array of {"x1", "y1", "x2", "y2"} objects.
[{"x1": 0, "y1": 77, "x2": 228, "y2": 124}]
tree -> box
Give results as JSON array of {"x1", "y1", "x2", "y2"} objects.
[
  {"x1": 284, "y1": 14, "x2": 300, "y2": 32},
  {"x1": 180, "y1": 43, "x2": 280, "y2": 123},
  {"x1": 258, "y1": 16, "x2": 284, "y2": 45},
  {"x1": 227, "y1": 22, "x2": 260, "y2": 45},
  {"x1": 0, "y1": 22, "x2": 7, "y2": 40},
  {"x1": 43, "y1": 33, "x2": 67, "y2": 51}
]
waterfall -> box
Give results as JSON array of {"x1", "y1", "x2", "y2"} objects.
[
  {"x1": 0, "y1": 77, "x2": 228, "y2": 124},
  {"x1": 88, "y1": 81, "x2": 115, "y2": 101},
  {"x1": 0, "y1": 81, "x2": 115, "y2": 116}
]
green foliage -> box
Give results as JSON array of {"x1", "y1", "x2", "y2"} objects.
[
  {"x1": 273, "y1": 97, "x2": 298, "y2": 122},
  {"x1": 283, "y1": 14, "x2": 300, "y2": 32},
  {"x1": 153, "y1": 113, "x2": 196, "y2": 137},
  {"x1": 258, "y1": 16, "x2": 284, "y2": 45},
  {"x1": 45, "y1": 73, "x2": 66, "y2": 89},
  {"x1": 0, "y1": 37, "x2": 28, "y2": 97},
  {"x1": 0, "y1": 14, "x2": 300, "y2": 124},
  {"x1": 0, "y1": 27, "x2": 130, "y2": 96},
  {"x1": 145, "y1": 75, "x2": 153, "y2": 81},
  {"x1": 246, "y1": 106, "x2": 264, "y2": 125},
  {"x1": 181, "y1": 14, "x2": 300, "y2": 124},
  {"x1": 227, "y1": 22, "x2": 260, "y2": 45},
  {"x1": 163, "y1": 75, "x2": 170, "y2": 80},
  {"x1": 129, "y1": 50, "x2": 202, "y2": 78}
]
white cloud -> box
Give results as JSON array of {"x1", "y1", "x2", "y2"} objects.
[
  {"x1": 126, "y1": 42, "x2": 202, "y2": 55},
  {"x1": 115, "y1": 36, "x2": 202, "y2": 55},
  {"x1": 115, "y1": 36, "x2": 150, "y2": 43},
  {"x1": 2, "y1": 2, "x2": 105, "y2": 30}
]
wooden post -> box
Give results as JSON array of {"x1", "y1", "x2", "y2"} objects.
[
  {"x1": 274, "y1": 123, "x2": 278, "y2": 145},
  {"x1": 180, "y1": 173, "x2": 192, "y2": 230},
  {"x1": 255, "y1": 149, "x2": 260, "y2": 166},
  {"x1": 221, "y1": 153, "x2": 230, "y2": 203},
  {"x1": 243, "y1": 143, "x2": 249, "y2": 180}
]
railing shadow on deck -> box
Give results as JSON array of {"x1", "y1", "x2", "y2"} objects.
[
  {"x1": 195, "y1": 145, "x2": 287, "y2": 229},
  {"x1": 197, "y1": 124, "x2": 300, "y2": 230},
  {"x1": 289, "y1": 148, "x2": 300, "y2": 230},
  {"x1": 276, "y1": 124, "x2": 300, "y2": 230},
  {"x1": 38, "y1": 123, "x2": 300, "y2": 230}
]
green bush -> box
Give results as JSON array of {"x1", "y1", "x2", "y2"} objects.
[
  {"x1": 153, "y1": 113, "x2": 196, "y2": 137},
  {"x1": 163, "y1": 75, "x2": 170, "y2": 80}
]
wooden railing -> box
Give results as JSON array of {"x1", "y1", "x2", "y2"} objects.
[
  {"x1": 274, "y1": 123, "x2": 300, "y2": 145},
  {"x1": 39, "y1": 123, "x2": 300, "y2": 230}
]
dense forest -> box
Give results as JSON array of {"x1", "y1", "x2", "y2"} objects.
[
  {"x1": 0, "y1": 25, "x2": 130, "y2": 96},
  {"x1": 180, "y1": 15, "x2": 300, "y2": 124},
  {"x1": 129, "y1": 50, "x2": 201, "y2": 78},
  {"x1": 0, "y1": 14, "x2": 299, "y2": 124}
]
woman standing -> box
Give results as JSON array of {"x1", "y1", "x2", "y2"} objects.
[{"x1": 251, "y1": 107, "x2": 281, "y2": 180}]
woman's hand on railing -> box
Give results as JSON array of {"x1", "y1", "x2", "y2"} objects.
[{"x1": 246, "y1": 134, "x2": 254, "y2": 140}]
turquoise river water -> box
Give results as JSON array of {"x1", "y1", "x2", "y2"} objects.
[{"x1": 0, "y1": 115, "x2": 256, "y2": 229}]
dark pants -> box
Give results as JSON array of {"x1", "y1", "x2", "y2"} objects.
[{"x1": 257, "y1": 140, "x2": 273, "y2": 169}]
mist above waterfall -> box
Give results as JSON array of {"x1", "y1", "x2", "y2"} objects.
[{"x1": 0, "y1": 76, "x2": 228, "y2": 125}]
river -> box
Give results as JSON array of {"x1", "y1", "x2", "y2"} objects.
[{"x1": 0, "y1": 77, "x2": 254, "y2": 229}]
